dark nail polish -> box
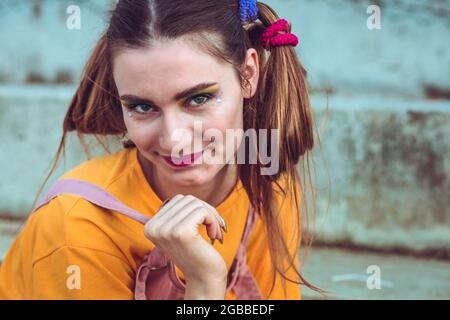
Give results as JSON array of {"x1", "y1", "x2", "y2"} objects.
[{"x1": 219, "y1": 216, "x2": 227, "y2": 233}]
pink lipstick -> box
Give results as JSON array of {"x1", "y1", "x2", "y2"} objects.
[{"x1": 161, "y1": 150, "x2": 204, "y2": 168}]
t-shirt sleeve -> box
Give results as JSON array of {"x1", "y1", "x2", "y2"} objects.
[{"x1": 31, "y1": 245, "x2": 135, "y2": 300}]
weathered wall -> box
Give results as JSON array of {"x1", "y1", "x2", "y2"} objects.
[
  {"x1": 0, "y1": 0, "x2": 449, "y2": 97},
  {"x1": 0, "y1": 0, "x2": 449, "y2": 254},
  {"x1": 311, "y1": 94, "x2": 450, "y2": 252},
  {"x1": 0, "y1": 86, "x2": 121, "y2": 216}
]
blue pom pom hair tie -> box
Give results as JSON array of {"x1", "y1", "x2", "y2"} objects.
[{"x1": 240, "y1": 0, "x2": 259, "y2": 25}]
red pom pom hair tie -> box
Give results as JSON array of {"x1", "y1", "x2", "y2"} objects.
[{"x1": 260, "y1": 18, "x2": 299, "y2": 49}]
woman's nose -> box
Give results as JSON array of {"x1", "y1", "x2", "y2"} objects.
[{"x1": 158, "y1": 112, "x2": 194, "y2": 152}]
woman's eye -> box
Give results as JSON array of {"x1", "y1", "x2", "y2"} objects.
[
  {"x1": 129, "y1": 104, "x2": 155, "y2": 114},
  {"x1": 125, "y1": 93, "x2": 216, "y2": 115},
  {"x1": 186, "y1": 94, "x2": 214, "y2": 108}
]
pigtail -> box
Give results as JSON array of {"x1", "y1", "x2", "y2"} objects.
[
  {"x1": 240, "y1": 2, "x2": 323, "y2": 298},
  {"x1": 65, "y1": 33, "x2": 125, "y2": 136},
  {"x1": 256, "y1": 4, "x2": 313, "y2": 170},
  {"x1": 25, "y1": 34, "x2": 127, "y2": 225}
]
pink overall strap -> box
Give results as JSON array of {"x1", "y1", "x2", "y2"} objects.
[
  {"x1": 136, "y1": 204, "x2": 263, "y2": 300},
  {"x1": 33, "y1": 178, "x2": 150, "y2": 224}
]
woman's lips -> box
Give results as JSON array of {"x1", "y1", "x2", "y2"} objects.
[
  {"x1": 159, "y1": 143, "x2": 215, "y2": 168},
  {"x1": 161, "y1": 150, "x2": 205, "y2": 168}
]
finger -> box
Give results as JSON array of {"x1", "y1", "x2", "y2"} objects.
[
  {"x1": 170, "y1": 198, "x2": 225, "y2": 240},
  {"x1": 164, "y1": 197, "x2": 223, "y2": 243},
  {"x1": 145, "y1": 199, "x2": 208, "y2": 242},
  {"x1": 148, "y1": 195, "x2": 224, "y2": 242},
  {"x1": 158, "y1": 195, "x2": 226, "y2": 233},
  {"x1": 177, "y1": 206, "x2": 223, "y2": 244},
  {"x1": 209, "y1": 217, "x2": 222, "y2": 244},
  {"x1": 157, "y1": 195, "x2": 203, "y2": 226},
  {"x1": 159, "y1": 198, "x2": 205, "y2": 229},
  {"x1": 159, "y1": 198, "x2": 171, "y2": 209},
  {"x1": 156, "y1": 194, "x2": 185, "y2": 215},
  {"x1": 149, "y1": 194, "x2": 185, "y2": 225},
  {"x1": 198, "y1": 199, "x2": 227, "y2": 233},
  {"x1": 166, "y1": 198, "x2": 224, "y2": 242},
  {"x1": 173, "y1": 204, "x2": 222, "y2": 242}
]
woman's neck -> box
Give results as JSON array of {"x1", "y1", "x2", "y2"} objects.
[{"x1": 138, "y1": 150, "x2": 239, "y2": 208}]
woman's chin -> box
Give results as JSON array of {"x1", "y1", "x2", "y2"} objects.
[{"x1": 158, "y1": 164, "x2": 216, "y2": 187}]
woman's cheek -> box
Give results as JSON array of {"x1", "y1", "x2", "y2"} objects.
[
  {"x1": 207, "y1": 121, "x2": 244, "y2": 165},
  {"x1": 127, "y1": 123, "x2": 158, "y2": 150}
]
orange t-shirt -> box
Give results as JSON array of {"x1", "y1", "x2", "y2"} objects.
[{"x1": 0, "y1": 147, "x2": 301, "y2": 300}]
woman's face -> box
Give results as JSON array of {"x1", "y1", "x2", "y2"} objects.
[{"x1": 113, "y1": 39, "x2": 258, "y2": 187}]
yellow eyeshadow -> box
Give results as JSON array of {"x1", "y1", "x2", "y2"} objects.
[{"x1": 176, "y1": 85, "x2": 220, "y2": 105}]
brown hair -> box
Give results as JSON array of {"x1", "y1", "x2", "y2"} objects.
[{"x1": 29, "y1": 0, "x2": 323, "y2": 297}]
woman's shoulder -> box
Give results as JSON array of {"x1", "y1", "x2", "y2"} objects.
[
  {"x1": 60, "y1": 147, "x2": 135, "y2": 186},
  {"x1": 32, "y1": 146, "x2": 137, "y2": 239},
  {"x1": 25, "y1": 194, "x2": 129, "y2": 266},
  {"x1": 26, "y1": 148, "x2": 142, "y2": 264}
]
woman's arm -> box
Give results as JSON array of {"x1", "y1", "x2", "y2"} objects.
[
  {"x1": 184, "y1": 274, "x2": 227, "y2": 300},
  {"x1": 31, "y1": 245, "x2": 135, "y2": 299}
]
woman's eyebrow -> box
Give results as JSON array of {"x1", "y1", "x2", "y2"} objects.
[{"x1": 119, "y1": 82, "x2": 219, "y2": 105}]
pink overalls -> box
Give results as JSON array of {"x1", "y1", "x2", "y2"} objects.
[{"x1": 34, "y1": 178, "x2": 263, "y2": 300}]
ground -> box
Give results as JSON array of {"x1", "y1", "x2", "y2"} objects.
[{"x1": 301, "y1": 247, "x2": 450, "y2": 300}]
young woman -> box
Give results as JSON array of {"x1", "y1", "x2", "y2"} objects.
[{"x1": 0, "y1": 0, "x2": 318, "y2": 300}]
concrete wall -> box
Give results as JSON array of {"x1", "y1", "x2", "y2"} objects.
[
  {"x1": 311, "y1": 93, "x2": 450, "y2": 253},
  {"x1": 0, "y1": 85, "x2": 122, "y2": 216},
  {"x1": 0, "y1": 0, "x2": 113, "y2": 85},
  {"x1": 0, "y1": 0, "x2": 449, "y2": 254},
  {"x1": 0, "y1": 0, "x2": 449, "y2": 96}
]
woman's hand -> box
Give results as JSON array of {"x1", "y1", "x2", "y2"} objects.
[{"x1": 143, "y1": 194, "x2": 228, "y2": 299}]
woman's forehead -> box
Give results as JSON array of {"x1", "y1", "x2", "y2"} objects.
[
  {"x1": 114, "y1": 40, "x2": 224, "y2": 77},
  {"x1": 113, "y1": 41, "x2": 233, "y2": 97}
]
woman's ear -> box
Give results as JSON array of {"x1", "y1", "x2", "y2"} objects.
[{"x1": 241, "y1": 48, "x2": 259, "y2": 99}]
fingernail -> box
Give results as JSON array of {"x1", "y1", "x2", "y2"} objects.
[
  {"x1": 219, "y1": 216, "x2": 227, "y2": 233},
  {"x1": 211, "y1": 238, "x2": 216, "y2": 246},
  {"x1": 219, "y1": 230, "x2": 224, "y2": 245}
]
